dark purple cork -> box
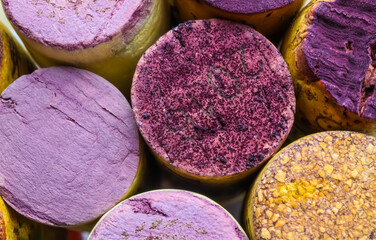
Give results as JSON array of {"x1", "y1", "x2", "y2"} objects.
[
  {"x1": 1, "y1": 0, "x2": 151, "y2": 50},
  {"x1": 0, "y1": 67, "x2": 140, "y2": 226},
  {"x1": 203, "y1": 0, "x2": 294, "y2": 14},
  {"x1": 304, "y1": 0, "x2": 376, "y2": 118},
  {"x1": 132, "y1": 19, "x2": 295, "y2": 178},
  {"x1": 89, "y1": 190, "x2": 248, "y2": 240}
]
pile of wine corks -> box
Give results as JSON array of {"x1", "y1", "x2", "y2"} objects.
[{"x1": 0, "y1": 0, "x2": 374, "y2": 239}]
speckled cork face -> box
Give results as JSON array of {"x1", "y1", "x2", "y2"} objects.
[
  {"x1": 89, "y1": 190, "x2": 248, "y2": 240},
  {"x1": 0, "y1": 67, "x2": 140, "y2": 226},
  {"x1": 249, "y1": 131, "x2": 376, "y2": 239},
  {"x1": 132, "y1": 19, "x2": 295, "y2": 178},
  {"x1": 1, "y1": 0, "x2": 151, "y2": 49},
  {"x1": 203, "y1": 0, "x2": 294, "y2": 14},
  {"x1": 304, "y1": 0, "x2": 376, "y2": 118}
]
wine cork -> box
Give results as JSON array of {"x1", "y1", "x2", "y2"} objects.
[
  {"x1": 132, "y1": 19, "x2": 295, "y2": 184},
  {"x1": 245, "y1": 131, "x2": 376, "y2": 239},
  {"x1": 281, "y1": 0, "x2": 376, "y2": 135},
  {"x1": 89, "y1": 190, "x2": 248, "y2": 240},
  {"x1": 0, "y1": 67, "x2": 143, "y2": 227},
  {"x1": 2, "y1": 0, "x2": 169, "y2": 97},
  {"x1": 0, "y1": 196, "x2": 70, "y2": 240},
  {"x1": 170, "y1": 0, "x2": 304, "y2": 36},
  {"x1": 0, "y1": 20, "x2": 33, "y2": 93}
]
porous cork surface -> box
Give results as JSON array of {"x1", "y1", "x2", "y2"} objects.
[
  {"x1": 0, "y1": 211, "x2": 4, "y2": 240},
  {"x1": 250, "y1": 131, "x2": 376, "y2": 239},
  {"x1": 2, "y1": 0, "x2": 152, "y2": 49},
  {"x1": 202, "y1": 0, "x2": 294, "y2": 14},
  {"x1": 89, "y1": 190, "x2": 248, "y2": 240},
  {"x1": 132, "y1": 19, "x2": 295, "y2": 178},
  {"x1": 304, "y1": 0, "x2": 376, "y2": 118},
  {"x1": 0, "y1": 67, "x2": 140, "y2": 226}
]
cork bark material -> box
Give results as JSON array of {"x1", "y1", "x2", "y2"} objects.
[
  {"x1": 89, "y1": 190, "x2": 248, "y2": 240},
  {"x1": 132, "y1": 19, "x2": 295, "y2": 183},
  {"x1": 0, "y1": 67, "x2": 141, "y2": 227},
  {"x1": 245, "y1": 131, "x2": 376, "y2": 239}
]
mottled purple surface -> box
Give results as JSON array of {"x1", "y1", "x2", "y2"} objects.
[
  {"x1": 0, "y1": 67, "x2": 140, "y2": 226},
  {"x1": 2, "y1": 0, "x2": 152, "y2": 49},
  {"x1": 304, "y1": 0, "x2": 376, "y2": 118},
  {"x1": 89, "y1": 190, "x2": 248, "y2": 240},
  {"x1": 203, "y1": 0, "x2": 294, "y2": 14},
  {"x1": 132, "y1": 19, "x2": 295, "y2": 178}
]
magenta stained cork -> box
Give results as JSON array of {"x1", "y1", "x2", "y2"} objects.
[
  {"x1": 0, "y1": 67, "x2": 143, "y2": 227},
  {"x1": 1, "y1": 0, "x2": 169, "y2": 97},
  {"x1": 132, "y1": 19, "x2": 295, "y2": 184},
  {"x1": 89, "y1": 190, "x2": 248, "y2": 240}
]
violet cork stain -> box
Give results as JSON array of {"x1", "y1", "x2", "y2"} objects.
[
  {"x1": 89, "y1": 190, "x2": 248, "y2": 240},
  {"x1": 304, "y1": 0, "x2": 376, "y2": 118},
  {"x1": 132, "y1": 19, "x2": 295, "y2": 181},
  {"x1": 0, "y1": 67, "x2": 141, "y2": 227},
  {"x1": 203, "y1": 0, "x2": 295, "y2": 14}
]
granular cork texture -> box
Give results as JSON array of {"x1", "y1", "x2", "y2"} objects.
[
  {"x1": 2, "y1": 0, "x2": 152, "y2": 49},
  {"x1": 0, "y1": 211, "x2": 4, "y2": 240},
  {"x1": 0, "y1": 67, "x2": 140, "y2": 226},
  {"x1": 304, "y1": 0, "x2": 376, "y2": 118},
  {"x1": 203, "y1": 0, "x2": 294, "y2": 14},
  {"x1": 248, "y1": 131, "x2": 376, "y2": 239},
  {"x1": 89, "y1": 190, "x2": 248, "y2": 240},
  {"x1": 132, "y1": 19, "x2": 295, "y2": 178}
]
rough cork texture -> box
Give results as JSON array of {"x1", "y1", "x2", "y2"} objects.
[
  {"x1": 304, "y1": 0, "x2": 376, "y2": 118},
  {"x1": 132, "y1": 19, "x2": 295, "y2": 179},
  {"x1": 281, "y1": 0, "x2": 376, "y2": 135},
  {"x1": 89, "y1": 190, "x2": 248, "y2": 240},
  {"x1": 0, "y1": 67, "x2": 140, "y2": 226},
  {"x1": 246, "y1": 131, "x2": 376, "y2": 239},
  {"x1": 203, "y1": 0, "x2": 295, "y2": 14},
  {"x1": 1, "y1": 0, "x2": 152, "y2": 49},
  {"x1": 0, "y1": 211, "x2": 4, "y2": 240}
]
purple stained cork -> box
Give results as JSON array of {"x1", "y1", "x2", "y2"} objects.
[
  {"x1": 89, "y1": 190, "x2": 248, "y2": 240},
  {"x1": 1, "y1": 0, "x2": 151, "y2": 49},
  {"x1": 304, "y1": 0, "x2": 376, "y2": 118},
  {"x1": 132, "y1": 19, "x2": 295, "y2": 179},
  {"x1": 203, "y1": 0, "x2": 295, "y2": 14},
  {"x1": 0, "y1": 67, "x2": 140, "y2": 226}
]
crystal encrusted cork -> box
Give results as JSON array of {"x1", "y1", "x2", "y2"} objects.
[
  {"x1": 132, "y1": 19, "x2": 295, "y2": 184},
  {"x1": 89, "y1": 190, "x2": 248, "y2": 240},
  {"x1": 282, "y1": 0, "x2": 376, "y2": 135},
  {"x1": 245, "y1": 131, "x2": 376, "y2": 239}
]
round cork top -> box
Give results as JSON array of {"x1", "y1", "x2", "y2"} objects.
[
  {"x1": 249, "y1": 131, "x2": 376, "y2": 239},
  {"x1": 304, "y1": 0, "x2": 376, "y2": 118},
  {"x1": 0, "y1": 67, "x2": 140, "y2": 226},
  {"x1": 2, "y1": 0, "x2": 152, "y2": 50},
  {"x1": 89, "y1": 190, "x2": 248, "y2": 240},
  {"x1": 132, "y1": 19, "x2": 295, "y2": 178},
  {"x1": 203, "y1": 0, "x2": 295, "y2": 14}
]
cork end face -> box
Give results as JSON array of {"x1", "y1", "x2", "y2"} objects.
[
  {"x1": 303, "y1": 0, "x2": 376, "y2": 118},
  {"x1": 249, "y1": 131, "x2": 376, "y2": 239},
  {"x1": 202, "y1": 0, "x2": 295, "y2": 14},
  {"x1": 132, "y1": 19, "x2": 295, "y2": 179},
  {"x1": 2, "y1": 0, "x2": 151, "y2": 49}
]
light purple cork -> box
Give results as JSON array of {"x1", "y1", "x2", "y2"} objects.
[
  {"x1": 89, "y1": 190, "x2": 248, "y2": 240},
  {"x1": 132, "y1": 19, "x2": 295, "y2": 179},
  {"x1": 1, "y1": 0, "x2": 152, "y2": 49},
  {"x1": 0, "y1": 67, "x2": 140, "y2": 226},
  {"x1": 203, "y1": 0, "x2": 295, "y2": 14}
]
